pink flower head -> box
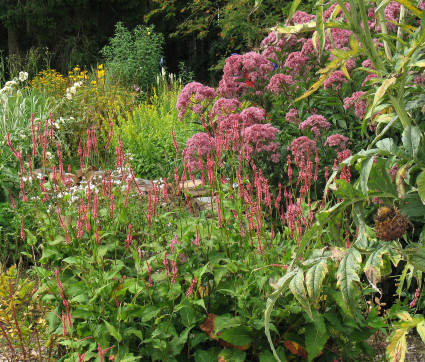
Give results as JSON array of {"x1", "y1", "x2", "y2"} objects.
[
  {"x1": 362, "y1": 59, "x2": 374, "y2": 69},
  {"x1": 343, "y1": 91, "x2": 368, "y2": 119},
  {"x1": 285, "y1": 108, "x2": 300, "y2": 124},
  {"x1": 325, "y1": 134, "x2": 351, "y2": 150},
  {"x1": 288, "y1": 136, "x2": 317, "y2": 165},
  {"x1": 240, "y1": 107, "x2": 266, "y2": 126},
  {"x1": 242, "y1": 123, "x2": 280, "y2": 161},
  {"x1": 289, "y1": 11, "x2": 316, "y2": 25},
  {"x1": 323, "y1": 70, "x2": 348, "y2": 90},
  {"x1": 385, "y1": 2, "x2": 402, "y2": 31},
  {"x1": 266, "y1": 74, "x2": 293, "y2": 94},
  {"x1": 284, "y1": 51, "x2": 308, "y2": 76},
  {"x1": 211, "y1": 98, "x2": 241, "y2": 122},
  {"x1": 182, "y1": 133, "x2": 215, "y2": 171},
  {"x1": 362, "y1": 74, "x2": 379, "y2": 87},
  {"x1": 177, "y1": 82, "x2": 216, "y2": 121},
  {"x1": 218, "y1": 52, "x2": 274, "y2": 97},
  {"x1": 299, "y1": 114, "x2": 331, "y2": 138}
]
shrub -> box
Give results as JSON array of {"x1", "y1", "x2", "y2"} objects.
[{"x1": 101, "y1": 22, "x2": 164, "y2": 90}]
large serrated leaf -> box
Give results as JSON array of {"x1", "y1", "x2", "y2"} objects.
[
  {"x1": 336, "y1": 248, "x2": 362, "y2": 314},
  {"x1": 289, "y1": 269, "x2": 312, "y2": 319},
  {"x1": 305, "y1": 262, "x2": 328, "y2": 305},
  {"x1": 402, "y1": 126, "x2": 421, "y2": 157},
  {"x1": 304, "y1": 323, "x2": 329, "y2": 362}
]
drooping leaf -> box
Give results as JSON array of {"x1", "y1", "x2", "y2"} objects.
[
  {"x1": 360, "y1": 157, "x2": 375, "y2": 196},
  {"x1": 283, "y1": 341, "x2": 308, "y2": 358},
  {"x1": 305, "y1": 262, "x2": 328, "y2": 305},
  {"x1": 336, "y1": 248, "x2": 362, "y2": 314},
  {"x1": 287, "y1": 0, "x2": 302, "y2": 24},
  {"x1": 170, "y1": 328, "x2": 189, "y2": 356},
  {"x1": 219, "y1": 326, "x2": 252, "y2": 349},
  {"x1": 364, "y1": 246, "x2": 387, "y2": 289},
  {"x1": 289, "y1": 269, "x2": 312, "y2": 319},
  {"x1": 104, "y1": 320, "x2": 122, "y2": 342},
  {"x1": 404, "y1": 244, "x2": 425, "y2": 272},
  {"x1": 274, "y1": 21, "x2": 317, "y2": 35},
  {"x1": 265, "y1": 271, "x2": 297, "y2": 362},
  {"x1": 367, "y1": 77, "x2": 397, "y2": 119}
]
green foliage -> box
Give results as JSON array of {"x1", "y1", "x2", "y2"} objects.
[{"x1": 101, "y1": 22, "x2": 164, "y2": 90}]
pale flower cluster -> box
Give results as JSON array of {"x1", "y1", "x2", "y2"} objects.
[{"x1": 66, "y1": 81, "x2": 83, "y2": 100}]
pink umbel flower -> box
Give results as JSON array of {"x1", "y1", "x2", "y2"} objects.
[
  {"x1": 211, "y1": 98, "x2": 241, "y2": 122},
  {"x1": 288, "y1": 136, "x2": 317, "y2": 165},
  {"x1": 266, "y1": 74, "x2": 293, "y2": 94},
  {"x1": 177, "y1": 82, "x2": 216, "y2": 121},
  {"x1": 218, "y1": 52, "x2": 274, "y2": 97},
  {"x1": 343, "y1": 91, "x2": 368, "y2": 119},
  {"x1": 299, "y1": 115, "x2": 331, "y2": 138},
  {"x1": 325, "y1": 134, "x2": 351, "y2": 150},
  {"x1": 284, "y1": 51, "x2": 308, "y2": 76},
  {"x1": 242, "y1": 123, "x2": 280, "y2": 161},
  {"x1": 385, "y1": 1, "x2": 402, "y2": 31},
  {"x1": 182, "y1": 133, "x2": 215, "y2": 171},
  {"x1": 290, "y1": 10, "x2": 315, "y2": 24},
  {"x1": 240, "y1": 107, "x2": 266, "y2": 127},
  {"x1": 285, "y1": 108, "x2": 300, "y2": 124},
  {"x1": 323, "y1": 70, "x2": 348, "y2": 90}
]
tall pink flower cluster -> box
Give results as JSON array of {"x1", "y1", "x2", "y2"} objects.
[
  {"x1": 284, "y1": 51, "x2": 308, "y2": 76},
  {"x1": 288, "y1": 136, "x2": 317, "y2": 165},
  {"x1": 290, "y1": 11, "x2": 316, "y2": 24},
  {"x1": 176, "y1": 82, "x2": 216, "y2": 121},
  {"x1": 343, "y1": 91, "x2": 368, "y2": 119},
  {"x1": 266, "y1": 74, "x2": 293, "y2": 94},
  {"x1": 240, "y1": 106, "x2": 265, "y2": 126},
  {"x1": 261, "y1": 32, "x2": 298, "y2": 62},
  {"x1": 323, "y1": 70, "x2": 348, "y2": 90},
  {"x1": 385, "y1": 1, "x2": 402, "y2": 31},
  {"x1": 242, "y1": 123, "x2": 280, "y2": 162},
  {"x1": 182, "y1": 133, "x2": 215, "y2": 170},
  {"x1": 299, "y1": 115, "x2": 331, "y2": 138},
  {"x1": 325, "y1": 134, "x2": 351, "y2": 150},
  {"x1": 218, "y1": 52, "x2": 274, "y2": 97},
  {"x1": 211, "y1": 98, "x2": 241, "y2": 122},
  {"x1": 285, "y1": 108, "x2": 300, "y2": 124}
]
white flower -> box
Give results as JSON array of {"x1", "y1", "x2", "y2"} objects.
[
  {"x1": 45, "y1": 151, "x2": 52, "y2": 159},
  {"x1": 70, "y1": 86, "x2": 77, "y2": 94},
  {"x1": 5, "y1": 80, "x2": 17, "y2": 87},
  {"x1": 66, "y1": 93, "x2": 73, "y2": 100},
  {"x1": 19, "y1": 72, "x2": 28, "y2": 82}
]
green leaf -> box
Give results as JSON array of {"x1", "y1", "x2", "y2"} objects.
[
  {"x1": 404, "y1": 245, "x2": 425, "y2": 272},
  {"x1": 305, "y1": 262, "x2": 328, "y2": 305},
  {"x1": 214, "y1": 315, "x2": 244, "y2": 334},
  {"x1": 218, "y1": 348, "x2": 246, "y2": 362},
  {"x1": 364, "y1": 246, "x2": 387, "y2": 288},
  {"x1": 376, "y1": 138, "x2": 399, "y2": 155},
  {"x1": 289, "y1": 269, "x2": 312, "y2": 319},
  {"x1": 336, "y1": 248, "x2": 362, "y2": 314},
  {"x1": 194, "y1": 350, "x2": 212, "y2": 362},
  {"x1": 219, "y1": 326, "x2": 252, "y2": 347},
  {"x1": 402, "y1": 126, "x2": 421, "y2": 157},
  {"x1": 305, "y1": 323, "x2": 329, "y2": 362},
  {"x1": 170, "y1": 328, "x2": 189, "y2": 356},
  {"x1": 360, "y1": 157, "x2": 374, "y2": 195},
  {"x1": 274, "y1": 21, "x2": 316, "y2": 35},
  {"x1": 416, "y1": 321, "x2": 425, "y2": 343},
  {"x1": 287, "y1": 0, "x2": 302, "y2": 24},
  {"x1": 417, "y1": 169, "x2": 425, "y2": 204},
  {"x1": 259, "y1": 350, "x2": 275, "y2": 362},
  {"x1": 367, "y1": 77, "x2": 397, "y2": 119},
  {"x1": 104, "y1": 320, "x2": 122, "y2": 342},
  {"x1": 316, "y1": 2, "x2": 325, "y2": 52},
  {"x1": 123, "y1": 327, "x2": 143, "y2": 341}
]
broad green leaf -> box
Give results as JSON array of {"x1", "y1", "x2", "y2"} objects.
[
  {"x1": 104, "y1": 320, "x2": 122, "y2": 342},
  {"x1": 402, "y1": 126, "x2": 421, "y2": 157},
  {"x1": 219, "y1": 326, "x2": 252, "y2": 347},
  {"x1": 386, "y1": 327, "x2": 408, "y2": 362},
  {"x1": 376, "y1": 138, "x2": 399, "y2": 155},
  {"x1": 123, "y1": 327, "x2": 143, "y2": 341},
  {"x1": 305, "y1": 262, "x2": 328, "y2": 305},
  {"x1": 170, "y1": 328, "x2": 189, "y2": 356},
  {"x1": 305, "y1": 323, "x2": 329, "y2": 362},
  {"x1": 416, "y1": 169, "x2": 425, "y2": 204},
  {"x1": 393, "y1": 0, "x2": 423, "y2": 18},
  {"x1": 316, "y1": 2, "x2": 325, "y2": 52},
  {"x1": 218, "y1": 348, "x2": 246, "y2": 362},
  {"x1": 289, "y1": 269, "x2": 312, "y2": 319},
  {"x1": 404, "y1": 245, "x2": 425, "y2": 272},
  {"x1": 265, "y1": 271, "x2": 297, "y2": 362},
  {"x1": 360, "y1": 157, "x2": 374, "y2": 195},
  {"x1": 336, "y1": 248, "x2": 362, "y2": 314},
  {"x1": 214, "y1": 315, "x2": 244, "y2": 333}
]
